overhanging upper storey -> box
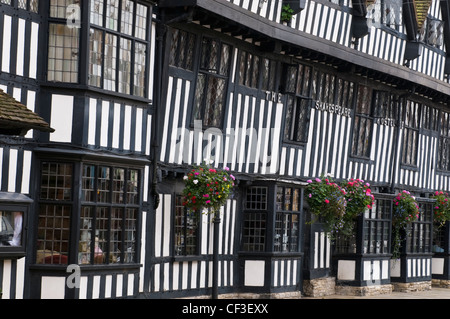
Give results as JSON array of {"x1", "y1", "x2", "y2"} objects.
[{"x1": 158, "y1": 0, "x2": 450, "y2": 105}]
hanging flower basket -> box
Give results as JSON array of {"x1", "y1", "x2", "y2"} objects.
[
  {"x1": 342, "y1": 178, "x2": 375, "y2": 219},
  {"x1": 182, "y1": 163, "x2": 235, "y2": 216},
  {"x1": 431, "y1": 191, "x2": 450, "y2": 228},
  {"x1": 305, "y1": 176, "x2": 347, "y2": 239},
  {"x1": 392, "y1": 190, "x2": 420, "y2": 258}
]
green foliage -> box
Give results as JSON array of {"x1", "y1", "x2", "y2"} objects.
[
  {"x1": 182, "y1": 163, "x2": 235, "y2": 216},
  {"x1": 281, "y1": 4, "x2": 294, "y2": 23},
  {"x1": 305, "y1": 176, "x2": 347, "y2": 238},
  {"x1": 344, "y1": 178, "x2": 375, "y2": 218},
  {"x1": 306, "y1": 176, "x2": 375, "y2": 240},
  {"x1": 431, "y1": 191, "x2": 450, "y2": 227},
  {"x1": 391, "y1": 190, "x2": 420, "y2": 258}
]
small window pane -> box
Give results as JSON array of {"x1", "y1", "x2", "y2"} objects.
[
  {"x1": 37, "y1": 204, "x2": 71, "y2": 264},
  {"x1": 106, "y1": 0, "x2": 119, "y2": 31},
  {"x1": 104, "y1": 33, "x2": 117, "y2": 91},
  {"x1": 50, "y1": 0, "x2": 79, "y2": 19},
  {"x1": 134, "y1": 42, "x2": 146, "y2": 97},
  {"x1": 48, "y1": 24, "x2": 79, "y2": 83},
  {"x1": 40, "y1": 162, "x2": 73, "y2": 201},
  {"x1": 0, "y1": 211, "x2": 23, "y2": 247},
  {"x1": 135, "y1": 3, "x2": 148, "y2": 40},
  {"x1": 89, "y1": 28, "x2": 103, "y2": 87},
  {"x1": 121, "y1": 0, "x2": 134, "y2": 36},
  {"x1": 90, "y1": 0, "x2": 104, "y2": 26},
  {"x1": 119, "y1": 38, "x2": 131, "y2": 94}
]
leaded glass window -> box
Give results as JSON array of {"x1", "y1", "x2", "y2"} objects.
[
  {"x1": 401, "y1": 100, "x2": 420, "y2": 166},
  {"x1": 169, "y1": 28, "x2": 195, "y2": 70},
  {"x1": 37, "y1": 162, "x2": 73, "y2": 264},
  {"x1": 284, "y1": 63, "x2": 312, "y2": 143},
  {"x1": 406, "y1": 201, "x2": 432, "y2": 253},
  {"x1": 47, "y1": 23, "x2": 79, "y2": 83},
  {"x1": 352, "y1": 85, "x2": 373, "y2": 158},
  {"x1": 274, "y1": 186, "x2": 300, "y2": 252},
  {"x1": 79, "y1": 164, "x2": 140, "y2": 265},
  {"x1": 419, "y1": 17, "x2": 444, "y2": 48},
  {"x1": 193, "y1": 37, "x2": 231, "y2": 128},
  {"x1": 174, "y1": 195, "x2": 198, "y2": 256},
  {"x1": 438, "y1": 111, "x2": 450, "y2": 171},
  {"x1": 238, "y1": 50, "x2": 260, "y2": 88},
  {"x1": 366, "y1": 0, "x2": 402, "y2": 31},
  {"x1": 242, "y1": 187, "x2": 268, "y2": 252},
  {"x1": 89, "y1": 0, "x2": 149, "y2": 97},
  {"x1": 363, "y1": 198, "x2": 391, "y2": 254}
]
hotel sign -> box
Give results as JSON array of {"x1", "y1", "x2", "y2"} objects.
[{"x1": 314, "y1": 101, "x2": 351, "y2": 117}]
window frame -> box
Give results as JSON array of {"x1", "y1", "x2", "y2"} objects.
[
  {"x1": 0, "y1": 199, "x2": 30, "y2": 258},
  {"x1": 283, "y1": 63, "x2": 313, "y2": 145},
  {"x1": 401, "y1": 99, "x2": 420, "y2": 167},
  {"x1": 36, "y1": 161, "x2": 74, "y2": 265},
  {"x1": 438, "y1": 110, "x2": 450, "y2": 171},
  {"x1": 351, "y1": 84, "x2": 374, "y2": 159},
  {"x1": 173, "y1": 194, "x2": 200, "y2": 257},
  {"x1": 274, "y1": 186, "x2": 301, "y2": 253},
  {"x1": 79, "y1": 163, "x2": 141, "y2": 265},
  {"x1": 35, "y1": 159, "x2": 143, "y2": 266},
  {"x1": 88, "y1": 0, "x2": 151, "y2": 97},
  {"x1": 406, "y1": 200, "x2": 433, "y2": 254},
  {"x1": 241, "y1": 186, "x2": 268, "y2": 253},
  {"x1": 362, "y1": 197, "x2": 392, "y2": 255},
  {"x1": 192, "y1": 36, "x2": 232, "y2": 129}
]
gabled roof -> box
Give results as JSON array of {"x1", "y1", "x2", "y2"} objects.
[{"x1": 0, "y1": 89, "x2": 54, "y2": 136}]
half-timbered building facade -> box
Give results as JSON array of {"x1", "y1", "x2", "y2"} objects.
[{"x1": 1, "y1": 0, "x2": 450, "y2": 299}]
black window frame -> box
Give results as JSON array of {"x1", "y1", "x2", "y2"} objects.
[
  {"x1": 241, "y1": 186, "x2": 268, "y2": 252},
  {"x1": 401, "y1": 99, "x2": 420, "y2": 167},
  {"x1": 79, "y1": 163, "x2": 141, "y2": 265},
  {"x1": 438, "y1": 110, "x2": 450, "y2": 171},
  {"x1": 283, "y1": 63, "x2": 313, "y2": 145},
  {"x1": 406, "y1": 201, "x2": 433, "y2": 254},
  {"x1": 173, "y1": 194, "x2": 200, "y2": 256},
  {"x1": 192, "y1": 36, "x2": 232, "y2": 129},
  {"x1": 47, "y1": 0, "x2": 81, "y2": 84},
  {"x1": 351, "y1": 84, "x2": 374, "y2": 159},
  {"x1": 35, "y1": 159, "x2": 142, "y2": 266},
  {"x1": 88, "y1": 0, "x2": 151, "y2": 97},
  {"x1": 0, "y1": 199, "x2": 30, "y2": 258},
  {"x1": 362, "y1": 197, "x2": 392, "y2": 255},
  {"x1": 419, "y1": 16, "x2": 445, "y2": 49},
  {"x1": 274, "y1": 185, "x2": 301, "y2": 253}
]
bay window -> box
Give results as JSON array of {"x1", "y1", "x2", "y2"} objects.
[{"x1": 36, "y1": 160, "x2": 141, "y2": 265}]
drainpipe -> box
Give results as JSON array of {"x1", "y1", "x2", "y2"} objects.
[{"x1": 150, "y1": 10, "x2": 167, "y2": 210}]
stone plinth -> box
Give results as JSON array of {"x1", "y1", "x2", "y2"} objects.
[{"x1": 302, "y1": 277, "x2": 336, "y2": 297}]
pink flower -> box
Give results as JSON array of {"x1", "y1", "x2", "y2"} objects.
[
  {"x1": 315, "y1": 178, "x2": 322, "y2": 183},
  {"x1": 195, "y1": 172, "x2": 200, "y2": 175},
  {"x1": 203, "y1": 194, "x2": 209, "y2": 198},
  {"x1": 224, "y1": 167, "x2": 230, "y2": 171},
  {"x1": 307, "y1": 180, "x2": 312, "y2": 183},
  {"x1": 325, "y1": 199, "x2": 330, "y2": 204},
  {"x1": 230, "y1": 174, "x2": 235, "y2": 180},
  {"x1": 395, "y1": 202, "x2": 399, "y2": 206},
  {"x1": 206, "y1": 200, "x2": 211, "y2": 204},
  {"x1": 308, "y1": 193, "x2": 312, "y2": 198}
]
